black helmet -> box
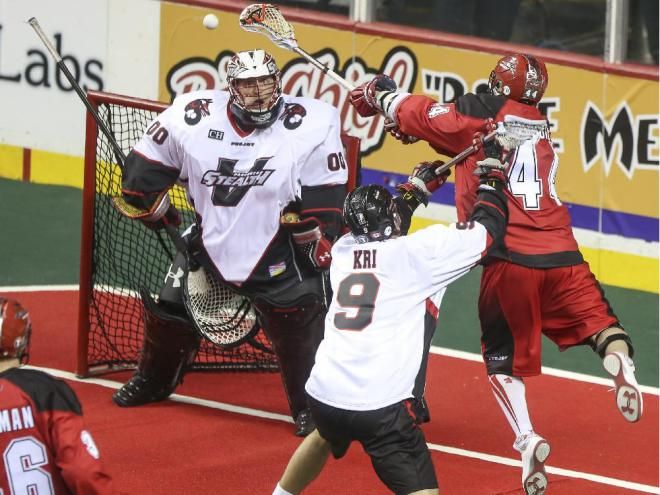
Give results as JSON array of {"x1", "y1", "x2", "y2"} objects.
[{"x1": 343, "y1": 185, "x2": 400, "y2": 243}]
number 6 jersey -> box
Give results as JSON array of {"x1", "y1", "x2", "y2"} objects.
[{"x1": 0, "y1": 368, "x2": 115, "y2": 494}]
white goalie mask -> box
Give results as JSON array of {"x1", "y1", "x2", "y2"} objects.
[{"x1": 227, "y1": 49, "x2": 283, "y2": 129}]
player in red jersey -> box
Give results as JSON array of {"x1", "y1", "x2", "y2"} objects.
[
  {"x1": 350, "y1": 53, "x2": 643, "y2": 495},
  {"x1": 0, "y1": 298, "x2": 117, "y2": 494}
]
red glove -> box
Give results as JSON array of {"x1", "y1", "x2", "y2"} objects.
[
  {"x1": 471, "y1": 118, "x2": 498, "y2": 152},
  {"x1": 396, "y1": 161, "x2": 451, "y2": 207},
  {"x1": 350, "y1": 74, "x2": 397, "y2": 117},
  {"x1": 384, "y1": 118, "x2": 419, "y2": 145},
  {"x1": 281, "y1": 216, "x2": 332, "y2": 270}
]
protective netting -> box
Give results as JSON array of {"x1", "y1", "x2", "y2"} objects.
[
  {"x1": 184, "y1": 265, "x2": 259, "y2": 347},
  {"x1": 80, "y1": 92, "x2": 278, "y2": 376}
]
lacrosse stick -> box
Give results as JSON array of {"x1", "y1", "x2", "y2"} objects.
[
  {"x1": 239, "y1": 3, "x2": 355, "y2": 92},
  {"x1": 432, "y1": 119, "x2": 546, "y2": 175},
  {"x1": 28, "y1": 17, "x2": 259, "y2": 348}
]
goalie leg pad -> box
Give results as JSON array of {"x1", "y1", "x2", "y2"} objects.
[
  {"x1": 112, "y1": 291, "x2": 199, "y2": 407},
  {"x1": 589, "y1": 326, "x2": 634, "y2": 358},
  {"x1": 254, "y1": 293, "x2": 326, "y2": 419}
]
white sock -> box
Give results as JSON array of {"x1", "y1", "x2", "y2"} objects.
[
  {"x1": 273, "y1": 483, "x2": 294, "y2": 495},
  {"x1": 489, "y1": 374, "x2": 533, "y2": 437}
]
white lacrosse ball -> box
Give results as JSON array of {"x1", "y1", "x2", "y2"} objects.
[{"x1": 203, "y1": 13, "x2": 219, "y2": 30}]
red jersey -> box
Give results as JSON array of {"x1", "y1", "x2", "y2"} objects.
[
  {"x1": 395, "y1": 93, "x2": 582, "y2": 268},
  {"x1": 0, "y1": 368, "x2": 116, "y2": 494}
]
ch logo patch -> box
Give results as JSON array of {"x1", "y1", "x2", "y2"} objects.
[{"x1": 208, "y1": 129, "x2": 224, "y2": 140}]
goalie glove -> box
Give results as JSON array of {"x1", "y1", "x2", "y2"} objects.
[
  {"x1": 396, "y1": 161, "x2": 451, "y2": 207},
  {"x1": 281, "y1": 215, "x2": 333, "y2": 270},
  {"x1": 112, "y1": 192, "x2": 182, "y2": 231}
]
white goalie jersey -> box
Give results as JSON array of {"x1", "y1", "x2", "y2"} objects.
[
  {"x1": 305, "y1": 222, "x2": 490, "y2": 411},
  {"x1": 128, "y1": 90, "x2": 347, "y2": 283}
]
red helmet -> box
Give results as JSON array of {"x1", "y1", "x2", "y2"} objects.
[
  {"x1": 488, "y1": 53, "x2": 548, "y2": 104},
  {"x1": 0, "y1": 298, "x2": 31, "y2": 363}
]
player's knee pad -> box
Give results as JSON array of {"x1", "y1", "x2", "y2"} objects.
[{"x1": 590, "y1": 326, "x2": 634, "y2": 358}]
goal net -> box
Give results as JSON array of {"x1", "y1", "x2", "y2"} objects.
[{"x1": 76, "y1": 90, "x2": 360, "y2": 377}]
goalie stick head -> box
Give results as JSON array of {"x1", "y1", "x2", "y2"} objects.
[
  {"x1": 227, "y1": 49, "x2": 283, "y2": 129},
  {"x1": 0, "y1": 298, "x2": 32, "y2": 364},
  {"x1": 488, "y1": 53, "x2": 548, "y2": 105},
  {"x1": 343, "y1": 185, "x2": 401, "y2": 244}
]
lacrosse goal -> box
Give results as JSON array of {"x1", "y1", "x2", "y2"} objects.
[{"x1": 76, "y1": 90, "x2": 360, "y2": 377}]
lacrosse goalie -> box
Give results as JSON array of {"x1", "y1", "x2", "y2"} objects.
[{"x1": 112, "y1": 49, "x2": 349, "y2": 437}]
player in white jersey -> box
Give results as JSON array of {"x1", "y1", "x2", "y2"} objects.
[
  {"x1": 111, "y1": 50, "x2": 348, "y2": 436},
  {"x1": 273, "y1": 154, "x2": 510, "y2": 494}
]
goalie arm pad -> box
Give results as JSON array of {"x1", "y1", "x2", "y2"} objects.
[
  {"x1": 121, "y1": 150, "x2": 180, "y2": 213},
  {"x1": 117, "y1": 150, "x2": 182, "y2": 228}
]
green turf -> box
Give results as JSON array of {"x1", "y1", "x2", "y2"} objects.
[
  {"x1": 0, "y1": 179, "x2": 82, "y2": 285},
  {"x1": 436, "y1": 268, "x2": 659, "y2": 387},
  {"x1": 1, "y1": 178, "x2": 658, "y2": 386}
]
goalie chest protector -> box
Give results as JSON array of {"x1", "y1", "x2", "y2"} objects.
[{"x1": 132, "y1": 90, "x2": 346, "y2": 283}]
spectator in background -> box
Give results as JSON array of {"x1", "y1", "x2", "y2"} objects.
[
  {"x1": 641, "y1": 0, "x2": 659, "y2": 63},
  {"x1": 431, "y1": 0, "x2": 521, "y2": 41},
  {"x1": 0, "y1": 298, "x2": 117, "y2": 494}
]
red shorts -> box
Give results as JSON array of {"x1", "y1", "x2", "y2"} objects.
[{"x1": 478, "y1": 259, "x2": 620, "y2": 376}]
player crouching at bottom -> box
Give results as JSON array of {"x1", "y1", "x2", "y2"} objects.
[{"x1": 273, "y1": 153, "x2": 510, "y2": 495}]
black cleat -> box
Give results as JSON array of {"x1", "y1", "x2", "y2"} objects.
[
  {"x1": 112, "y1": 374, "x2": 173, "y2": 407},
  {"x1": 294, "y1": 409, "x2": 316, "y2": 437}
]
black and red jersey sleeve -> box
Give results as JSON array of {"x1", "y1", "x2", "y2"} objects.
[
  {"x1": 4, "y1": 369, "x2": 117, "y2": 495},
  {"x1": 395, "y1": 93, "x2": 506, "y2": 156}
]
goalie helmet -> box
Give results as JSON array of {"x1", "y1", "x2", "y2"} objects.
[
  {"x1": 488, "y1": 53, "x2": 548, "y2": 105},
  {"x1": 343, "y1": 185, "x2": 401, "y2": 243},
  {"x1": 227, "y1": 49, "x2": 283, "y2": 129},
  {"x1": 0, "y1": 298, "x2": 31, "y2": 364}
]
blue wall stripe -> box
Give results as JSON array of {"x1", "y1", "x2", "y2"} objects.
[{"x1": 359, "y1": 168, "x2": 658, "y2": 242}]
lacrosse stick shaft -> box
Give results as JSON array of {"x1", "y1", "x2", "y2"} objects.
[
  {"x1": 28, "y1": 17, "x2": 188, "y2": 255},
  {"x1": 28, "y1": 17, "x2": 126, "y2": 166},
  {"x1": 433, "y1": 131, "x2": 497, "y2": 175},
  {"x1": 291, "y1": 46, "x2": 355, "y2": 91}
]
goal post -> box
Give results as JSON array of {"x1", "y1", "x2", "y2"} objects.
[{"x1": 76, "y1": 90, "x2": 360, "y2": 378}]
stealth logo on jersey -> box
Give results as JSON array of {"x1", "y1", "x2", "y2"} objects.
[
  {"x1": 280, "y1": 103, "x2": 307, "y2": 130},
  {"x1": 205, "y1": 157, "x2": 275, "y2": 207},
  {"x1": 202, "y1": 169, "x2": 274, "y2": 187},
  {"x1": 184, "y1": 98, "x2": 212, "y2": 125}
]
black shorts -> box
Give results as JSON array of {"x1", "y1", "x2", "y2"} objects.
[{"x1": 307, "y1": 396, "x2": 438, "y2": 495}]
